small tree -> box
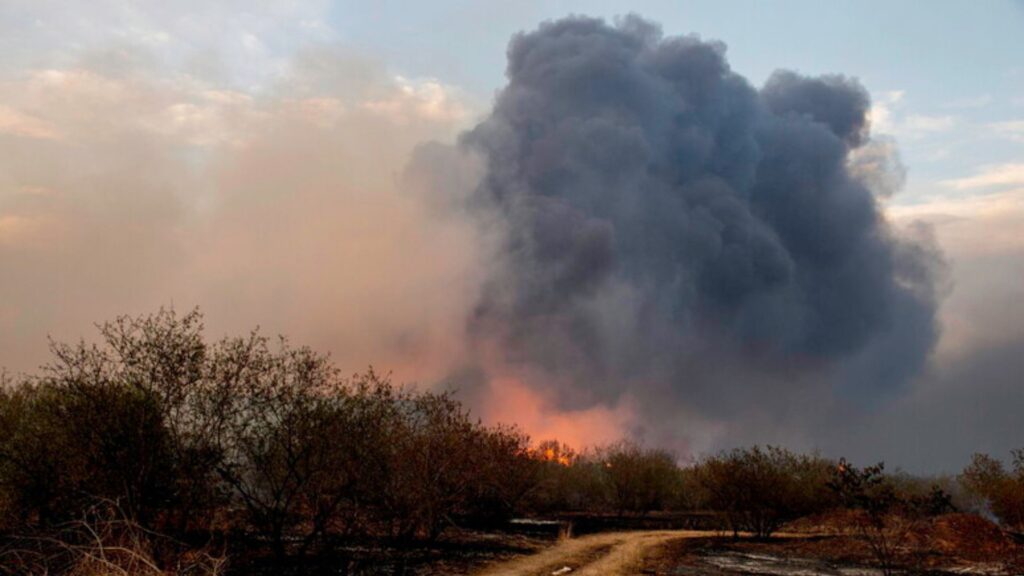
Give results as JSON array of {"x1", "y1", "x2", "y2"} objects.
[
  {"x1": 598, "y1": 442, "x2": 680, "y2": 516},
  {"x1": 0, "y1": 351, "x2": 179, "y2": 531},
  {"x1": 960, "y1": 450, "x2": 1024, "y2": 532},
  {"x1": 372, "y1": 389, "x2": 493, "y2": 543},
  {"x1": 94, "y1": 309, "x2": 224, "y2": 534},
  {"x1": 696, "y1": 446, "x2": 834, "y2": 538},
  {"x1": 526, "y1": 442, "x2": 612, "y2": 513},
  {"x1": 467, "y1": 425, "x2": 540, "y2": 524},
  {"x1": 199, "y1": 333, "x2": 349, "y2": 559},
  {"x1": 829, "y1": 459, "x2": 924, "y2": 576}
]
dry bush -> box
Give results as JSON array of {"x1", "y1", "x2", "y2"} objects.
[
  {"x1": 526, "y1": 442, "x2": 613, "y2": 513},
  {"x1": 597, "y1": 442, "x2": 680, "y2": 516},
  {"x1": 522, "y1": 441, "x2": 683, "y2": 517},
  {"x1": 0, "y1": 310, "x2": 223, "y2": 535},
  {"x1": 0, "y1": 308, "x2": 550, "y2": 569},
  {"x1": 828, "y1": 459, "x2": 940, "y2": 576},
  {"x1": 0, "y1": 500, "x2": 225, "y2": 576},
  {"x1": 198, "y1": 333, "x2": 354, "y2": 558},
  {"x1": 695, "y1": 446, "x2": 835, "y2": 538},
  {"x1": 960, "y1": 450, "x2": 1024, "y2": 532},
  {"x1": 464, "y1": 425, "x2": 540, "y2": 525},
  {"x1": 0, "y1": 376, "x2": 178, "y2": 530},
  {"x1": 367, "y1": 387, "x2": 540, "y2": 543},
  {"x1": 371, "y1": 388, "x2": 486, "y2": 543}
]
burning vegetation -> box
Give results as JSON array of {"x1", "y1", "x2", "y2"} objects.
[{"x1": 538, "y1": 441, "x2": 574, "y2": 467}]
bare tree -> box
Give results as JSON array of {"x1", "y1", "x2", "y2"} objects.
[
  {"x1": 198, "y1": 333, "x2": 349, "y2": 559},
  {"x1": 598, "y1": 442, "x2": 680, "y2": 517}
]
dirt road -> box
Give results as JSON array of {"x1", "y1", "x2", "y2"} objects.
[{"x1": 473, "y1": 529, "x2": 719, "y2": 576}]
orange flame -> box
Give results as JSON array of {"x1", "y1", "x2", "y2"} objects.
[{"x1": 541, "y1": 447, "x2": 572, "y2": 466}]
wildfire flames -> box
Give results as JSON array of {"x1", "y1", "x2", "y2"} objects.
[{"x1": 541, "y1": 447, "x2": 572, "y2": 466}]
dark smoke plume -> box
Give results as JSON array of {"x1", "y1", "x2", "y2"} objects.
[{"x1": 445, "y1": 15, "x2": 941, "y2": 432}]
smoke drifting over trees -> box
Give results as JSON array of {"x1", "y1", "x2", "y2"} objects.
[
  {"x1": 1, "y1": 8, "x2": 975, "y2": 463},
  {"x1": 434, "y1": 15, "x2": 943, "y2": 441}
]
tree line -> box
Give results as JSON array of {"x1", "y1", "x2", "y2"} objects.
[{"x1": 0, "y1": 309, "x2": 1021, "y2": 574}]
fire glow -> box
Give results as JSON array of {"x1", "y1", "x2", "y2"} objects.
[
  {"x1": 541, "y1": 447, "x2": 572, "y2": 466},
  {"x1": 478, "y1": 376, "x2": 636, "y2": 451}
]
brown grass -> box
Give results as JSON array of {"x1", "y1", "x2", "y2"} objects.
[{"x1": 0, "y1": 501, "x2": 226, "y2": 576}]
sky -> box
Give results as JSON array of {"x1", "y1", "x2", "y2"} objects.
[{"x1": 0, "y1": 1, "x2": 1022, "y2": 473}]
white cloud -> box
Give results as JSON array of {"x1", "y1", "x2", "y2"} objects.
[
  {"x1": 902, "y1": 114, "x2": 957, "y2": 134},
  {"x1": 883, "y1": 89, "x2": 905, "y2": 104},
  {"x1": 943, "y1": 94, "x2": 992, "y2": 110},
  {"x1": 0, "y1": 1, "x2": 335, "y2": 89},
  {"x1": 868, "y1": 90, "x2": 958, "y2": 141},
  {"x1": 362, "y1": 76, "x2": 473, "y2": 125},
  {"x1": 868, "y1": 103, "x2": 893, "y2": 134},
  {"x1": 867, "y1": 89, "x2": 904, "y2": 134},
  {"x1": 988, "y1": 120, "x2": 1024, "y2": 143},
  {"x1": 941, "y1": 163, "x2": 1024, "y2": 190}
]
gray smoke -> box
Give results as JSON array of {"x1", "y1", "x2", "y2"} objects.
[{"x1": 448, "y1": 15, "x2": 942, "y2": 428}]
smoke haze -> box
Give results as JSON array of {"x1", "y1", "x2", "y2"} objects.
[
  {"x1": 0, "y1": 41, "x2": 484, "y2": 387},
  {"x1": 2, "y1": 6, "x2": 1021, "y2": 472}
]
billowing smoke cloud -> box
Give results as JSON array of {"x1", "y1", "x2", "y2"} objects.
[
  {"x1": 437, "y1": 16, "x2": 943, "y2": 449},
  {"x1": 2, "y1": 7, "x2": 972, "y2": 463}
]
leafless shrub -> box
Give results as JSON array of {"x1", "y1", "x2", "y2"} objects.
[
  {"x1": 523, "y1": 441, "x2": 682, "y2": 517},
  {"x1": 960, "y1": 450, "x2": 1024, "y2": 532},
  {"x1": 13, "y1": 307, "x2": 995, "y2": 573},
  {"x1": 0, "y1": 500, "x2": 226, "y2": 576},
  {"x1": 197, "y1": 333, "x2": 354, "y2": 558},
  {"x1": 369, "y1": 387, "x2": 529, "y2": 543},
  {"x1": 597, "y1": 442, "x2": 680, "y2": 516},
  {"x1": 695, "y1": 446, "x2": 835, "y2": 538},
  {"x1": 829, "y1": 459, "x2": 935, "y2": 576}
]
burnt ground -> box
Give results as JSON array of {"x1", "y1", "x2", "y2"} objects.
[
  {"x1": 641, "y1": 535, "x2": 1024, "y2": 576},
  {"x1": 229, "y1": 529, "x2": 555, "y2": 575},
  {"x1": 640, "y1": 514, "x2": 1024, "y2": 576},
  {"x1": 228, "y1": 513, "x2": 1024, "y2": 575}
]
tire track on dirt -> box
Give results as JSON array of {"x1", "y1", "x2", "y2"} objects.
[{"x1": 474, "y1": 529, "x2": 718, "y2": 576}]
